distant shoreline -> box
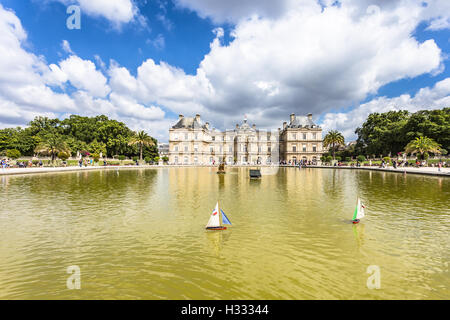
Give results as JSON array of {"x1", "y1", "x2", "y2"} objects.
[{"x1": 1, "y1": 164, "x2": 449, "y2": 177}]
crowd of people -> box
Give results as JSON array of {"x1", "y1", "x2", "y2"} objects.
[{"x1": 1, "y1": 159, "x2": 44, "y2": 169}]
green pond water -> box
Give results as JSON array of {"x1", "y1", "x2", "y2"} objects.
[{"x1": 0, "y1": 167, "x2": 448, "y2": 299}]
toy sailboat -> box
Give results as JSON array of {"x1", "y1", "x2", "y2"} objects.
[
  {"x1": 206, "y1": 202, "x2": 232, "y2": 230},
  {"x1": 352, "y1": 198, "x2": 366, "y2": 224}
]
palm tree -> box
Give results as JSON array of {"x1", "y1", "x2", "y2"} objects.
[
  {"x1": 128, "y1": 131, "x2": 155, "y2": 161},
  {"x1": 323, "y1": 130, "x2": 345, "y2": 160},
  {"x1": 405, "y1": 136, "x2": 441, "y2": 160},
  {"x1": 34, "y1": 133, "x2": 71, "y2": 163}
]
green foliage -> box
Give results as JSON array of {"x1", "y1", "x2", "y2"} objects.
[
  {"x1": 118, "y1": 155, "x2": 126, "y2": 161},
  {"x1": 91, "y1": 153, "x2": 100, "y2": 162},
  {"x1": 357, "y1": 155, "x2": 366, "y2": 162},
  {"x1": 162, "y1": 156, "x2": 169, "y2": 162},
  {"x1": 356, "y1": 108, "x2": 449, "y2": 156},
  {"x1": 132, "y1": 156, "x2": 139, "y2": 162},
  {"x1": 144, "y1": 156, "x2": 152, "y2": 164},
  {"x1": 326, "y1": 155, "x2": 333, "y2": 163},
  {"x1": 405, "y1": 136, "x2": 441, "y2": 160},
  {"x1": 6, "y1": 149, "x2": 21, "y2": 159},
  {"x1": 335, "y1": 156, "x2": 342, "y2": 161},
  {"x1": 128, "y1": 130, "x2": 156, "y2": 161},
  {"x1": 345, "y1": 157, "x2": 351, "y2": 162},
  {"x1": 57, "y1": 151, "x2": 70, "y2": 161},
  {"x1": 88, "y1": 140, "x2": 107, "y2": 156},
  {"x1": 383, "y1": 156, "x2": 391, "y2": 164},
  {"x1": 35, "y1": 132, "x2": 70, "y2": 162},
  {"x1": 154, "y1": 156, "x2": 160, "y2": 162},
  {"x1": 0, "y1": 115, "x2": 157, "y2": 160},
  {"x1": 323, "y1": 130, "x2": 345, "y2": 159}
]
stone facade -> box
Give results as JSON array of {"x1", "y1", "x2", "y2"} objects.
[
  {"x1": 169, "y1": 113, "x2": 323, "y2": 165},
  {"x1": 279, "y1": 113, "x2": 323, "y2": 164}
]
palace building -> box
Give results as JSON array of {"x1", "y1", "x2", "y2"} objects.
[{"x1": 168, "y1": 113, "x2": 323, "y2": 165}]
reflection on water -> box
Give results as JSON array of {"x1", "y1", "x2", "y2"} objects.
[{"x1": 0, "y1": 167, "x2": 448, "y2": 299}]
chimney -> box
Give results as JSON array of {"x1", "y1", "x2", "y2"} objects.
[
  {"x1": 179, "y1": 114, "x2": 184, "y2": 119},
  {"x1": 252, "y1": 124, "x2": 256, "y2": 129},
  {"x1": 195, "y1": 114, "x2": 201, "y2": 122},
  {"x1": 290, "y1": 113, "x2": 295, "y2": 123},
  {"x1": 205, "y1": 122, "x2": 209, "y2": 130},
  {"x1": 236, "y1": 124, "x2": 239, "y2": 129},
  {"x1": 283, "y1": 121, "x2": 287, "y2": 129},
  {"x1": 307, "y1": 113, "x2": 313, "y2": 120}
]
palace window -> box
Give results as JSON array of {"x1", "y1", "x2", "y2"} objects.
[
  {"x1": 195, "y1": 133, "x2": 198, "y2": 140},
  {"x1": 229, "y1": 146, "x2": 233, "y2": 152},
  {"x1": 175, "y1": 156, "x2": 178, "y2": 163},
  {"x1": 210, "y1": 147, "x2": 214, "y2": 153},
  {"x1": 194, "y1": 145, "x2": 198, "y2": 152},
  {"x1": 212, "y1": 136, "x2": 215, "y2": 141},
  {"x1": 174, "y1": 145, "x2": 179, "y2": 152},
  {"x1": 313, "y1": 145, "x2": 317, "y2": 152},
  {"x1": 184, "y1": 133, "x2": 188, "y2": 140},
  {"x1": 268, "y1": 146, "x2": 271, "y2": 153},
  {"x1": 313, "y1": 133, "x2": 317, "y2": 140},
  {"x1": 194, "y1": 156, "x2": 198, "y2": 163},
  {"x1": 184, "y1": 156, "x2": 188, "y2": 163},
  {"x1": 303, "y1": 144, "x2": 307, "y2": 152},
  {"x1": 292, "y1": 133, "x2": 297, "y2": 140},
  {"x1": 184, "y1": 146, "x2": 188, "y2": 152},
  {"x1": 303, "y1": 133, "x2": 307, "y2": 140},
  {"x1": 293, "y1": 145, "x2": 297, "y2": 152}
]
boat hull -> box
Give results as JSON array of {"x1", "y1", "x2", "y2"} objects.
[
  {"x1": 206, "y1": 226, "x2": 227, "y2": 230},
  {"x1": 352, "y1": 219, "x2": 360, "y2": 224}
]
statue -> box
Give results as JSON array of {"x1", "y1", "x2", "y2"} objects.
[{"x1": 217, "y1": 156, "x2": 226, "y2": 174}]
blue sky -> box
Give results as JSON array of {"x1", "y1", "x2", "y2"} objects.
[{"x1": 0, "y1": 0, "x2": 449, "y2": 141}]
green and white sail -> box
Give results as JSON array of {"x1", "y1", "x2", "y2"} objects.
[{"x1": 352, "y1": 198, "x2": 366, "y2": 220}]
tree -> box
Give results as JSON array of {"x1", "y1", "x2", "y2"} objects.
[
  {"x1": 323, "y1": 130, "x2": 345, "y2": 160},
  {"x1": 6, "y1": 149, "x2": 21, "y2": 159},
  {"x1": 128, "y1": 131, "x2": 155, "y2": 161},
  {"x1": 355, "y1": 108, "x2": 449, "y2": 156},
  {"x1": 355, "y1": 110, "x2": 409, "y2": 156},
  {"x1": 35, "y1": 133, "x2": 71, "y2": 163},
  {"x1": 357, "y1": 155, "x2": 366, "y2": 163},
  {"x1": 402, "y1": 108, "x2": 450, "y2": 152},
  {"x1": 58, "y1": 151, "x2": 70, "y2": 161},
  {"x1": 405, "y1": 136, "x2": 441, "y2": 160}
]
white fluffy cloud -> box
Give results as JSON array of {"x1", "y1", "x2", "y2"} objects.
[
  {"x1": 54, "y1": 0, "x2": 143, "y2": 27},
  {"x1": 110, "y1": 1, "x2": 444, "y2": 132},
  {"x1": 0, "y1": 4, "x2": 77, "y2": 119},
  {"x1": 174, "y1": 0, "x2": 307, "y2": 24},
  {"x1": 57, "y1": 55, "x2": 111, "y2": 97},
  {"x1": 0, "y1": 4, "x2": 164, "y2": 140}
]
